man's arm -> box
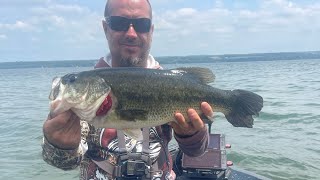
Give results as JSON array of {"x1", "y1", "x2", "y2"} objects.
[
  {"x1": 42, "y1": 137, "x2": 84, "y2": 170},
  {"x1": 94, "y1": 57, "x2": 109, "y2": 68},
  {"x1": 42, "y1": 57, "x2": 108, "y2": 170},
  {"x1": 42, "y1": 109, "x2": 86, "y2": 170},
  {"x1": 171, "y1": 102, "x2": 212, "y2": 157},
  {"x1": 174, "y1": 126, "x2": 208, "y2": 157}
]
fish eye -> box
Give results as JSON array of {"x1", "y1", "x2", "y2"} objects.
[
  {"x1": 68, "y1": 74, "x2": 77, "y2": 83},
  {"x1": 62, "y1": 74, "x2": 77, "y2": 85}
]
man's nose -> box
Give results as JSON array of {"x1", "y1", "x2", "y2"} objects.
[{"x1": 125, "y1": 24, "x2": 138, "y2": 38}]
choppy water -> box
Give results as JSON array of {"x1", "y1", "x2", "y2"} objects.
[{"x1": 0, "y1": 59, "x2": 319, "y2": 180}]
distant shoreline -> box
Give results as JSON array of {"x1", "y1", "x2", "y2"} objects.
[{"x1": 1, "y1": 51, "x2": 319, "y2": 69}]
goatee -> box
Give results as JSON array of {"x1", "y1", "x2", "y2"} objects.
[
  {"x1": 119, "y1": 57, "x2": 144, "y2": 67},
  {"x1": 120, "y1": 51, "x2": 149, "y2": 67}
]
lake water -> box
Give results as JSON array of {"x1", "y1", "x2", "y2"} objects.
[{"x1": 0, "y1": 59, "x2": 319, "y2": 180}]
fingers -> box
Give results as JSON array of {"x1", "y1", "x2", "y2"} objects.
[
  {"x1": 43, "y1": 111, "x2": 81, "y2": 149},
  {"x1": 171, "y1": 113, "x2": 188, "y2": 129},
  {"x1": 50, "y1": 99, "x2": 61, "y2": 110},
  {"x1": 46, "y1": 111, "x2": 72, "y2": 128},
  {"x1": 47, "y1": 110, "x2": 79, "y2": 130},
  {"x1": 187, "y1": 108, "x2": 204, "y2": 130},
  {"x1": 49, "y1": 99, "x2": 71, "y2": 118},
  {"x1": 171, "y1": 112, "x2": 194, "y2": 136},
  {"x1": 201, "y1": 102, "x2": 214, "y2": 118},
  {"x1": 170, "y1": 102, "x2": 213, "y2": 136}
]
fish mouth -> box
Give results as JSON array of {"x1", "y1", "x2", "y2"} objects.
[
  {"x1": 49, "y1": 77, "x2": 62, "y2": 101},
  {"x1": 96, "y1": 94, "x2": 113, "y2": 116}
]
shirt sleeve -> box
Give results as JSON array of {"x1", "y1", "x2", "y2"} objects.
[
  {"x1": 174, "y1": 126, "x2": 209, "y2": 157},
  {"x1": 94, "y1": 57, "x2": 109, "y2": 69},
  {"x1": 41, "y1": 121, "x2": 90, "y2": 170}
]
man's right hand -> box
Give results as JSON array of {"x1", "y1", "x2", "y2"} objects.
[{"x1": 43, "y1": 110, "x2": 81, "y2": 150}]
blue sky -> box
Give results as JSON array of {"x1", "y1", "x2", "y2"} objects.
[{"x1": 0, "y1": 0, "x2": 319, "y2": 62}]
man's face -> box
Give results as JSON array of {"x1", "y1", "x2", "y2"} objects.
[{"x1": 103, "y1": 0, "x2": 154, "y2": 67}]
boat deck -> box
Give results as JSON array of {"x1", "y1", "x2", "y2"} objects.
[{"x1": 176, "y1": 167, "x2": 271, "y2": 180}]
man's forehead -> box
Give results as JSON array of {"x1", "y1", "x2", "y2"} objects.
[{"x1": 108, "y1": 0, "x2": 151, "y2": 18}]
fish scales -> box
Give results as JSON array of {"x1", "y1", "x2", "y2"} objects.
[
  {"x1": 50, "y1": 67, "x2": 263, "y2": 129},
  {"x1": 97, "y1": 68, "x2": 231, "y2": 124}
]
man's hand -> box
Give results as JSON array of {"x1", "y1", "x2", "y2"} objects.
[
  {"x1": 170, "y1": 102, "x2": 213, "y2": 137},
  {"x1": 43, "y1": 110, "x2": 81, "y2": 150}
]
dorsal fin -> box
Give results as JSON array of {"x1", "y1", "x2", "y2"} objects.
[{"x1": 174, "y1": 67, "x2": 215, "y2": 84}]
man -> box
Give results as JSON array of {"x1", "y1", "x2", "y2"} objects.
[{"x1": 42, "y1": 0, "x2": 213, "y2": 179}]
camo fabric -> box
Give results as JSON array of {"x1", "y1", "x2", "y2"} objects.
[
  {"x1": 42, "y1": 120, "x2": 177, "y2": 179},
  {"x1": 42, "y1": 120, "x2": 90, "y2": 170},
  {"x1": 42, "y1": 55, "x2": 208, "y2": 180}
]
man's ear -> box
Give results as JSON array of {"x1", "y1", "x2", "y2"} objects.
[
  {"x1": 149, "y1": 24, "x2": 154, "y2": 42},
  {"x1": 150, "y1": 24, "x2": 154, "y2": 35},
  {"x1": 102, "y1": 20, "x2": 109, "y2": 40}
]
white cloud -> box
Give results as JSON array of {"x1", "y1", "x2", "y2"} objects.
[
  {"x1": 0, "y1": 21, "x2": 36, "y2": 31},
  {"x1": 50, "y1": 4, "x2": 86, "y2": 13},
  {"x1": 214, "y1": 0, "x2": 224, "y2": 8},
  {"x1": 50, "y1": 15, "x2": 66, "y2": 27},
  {"x1": 31, "y1": 4, "x2": 87, "y2": 15},
  {"x1": 0, "y1": 34, "x2": 7, "y2": 39},
  {"x1": 0, "y1": 0, "x2": 50, "y2": 7},
  {"x1": 152, "y1": 0, "x2": 320, "y2": 55},
  {"x1": 0, "y1": 1, "x2": 106, "y2": 61},
  {"x1": 31, "y1": 37, "x2": 39, "y2": 41},
  {"x1": 7, "y1": 2, "x2": 104, "y2": 44},
  {"x1": 155, "y1": 18, "x2": 178, "y2": 30},
  {"x1": 176, "y1": 8, "x2": 197, "y2": 17},
  {"x1": 156, "y1": 0, "x2": 320, "y2": 34},
  {"x1": 1, "y1": 0, "x2": 319, "y2": 61}
]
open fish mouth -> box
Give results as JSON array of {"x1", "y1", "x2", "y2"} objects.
[
  {"x1": 49, "y1": 77, "x2": 62, "y2": 101},
  {"x1": 96, "y1": 95, "x2": 113, "y2": 116}
]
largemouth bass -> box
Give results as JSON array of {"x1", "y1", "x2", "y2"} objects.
[{"x1": 49, "y1": 67, "x2": 263, "y2": 129}]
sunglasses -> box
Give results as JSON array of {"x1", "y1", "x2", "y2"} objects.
[{"x1": 106, "y1": 16, "x2": 152, "y2": 33}]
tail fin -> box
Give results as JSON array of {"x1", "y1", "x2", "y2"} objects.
[{"x1": 225, "y1": 89, "x2": 263, "y2": 128}]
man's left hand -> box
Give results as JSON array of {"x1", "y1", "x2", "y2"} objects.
[{"x1": 170, "y1": 102, "x2": 213, "y2": 137}]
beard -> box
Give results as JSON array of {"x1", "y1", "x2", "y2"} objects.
[
  {"x1": 119, "y1": 56, "x2": 144, "y2": 67},
  {"x1": 110, "y1": 36, "x2": 152, "y2": 67},
  {"x1": 118, "y1": 47, "x2": 150, "y2": 67}
]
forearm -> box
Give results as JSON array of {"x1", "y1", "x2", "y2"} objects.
[
  {"x1": 42, "y1": 120, "x2": 90, "y2": 170},
  {"x1": 42, "y1": 137, "x2": 85, "y2": 170},
  {"x1": 174, "y1": 126, "x2": 208, "y2": 157}
]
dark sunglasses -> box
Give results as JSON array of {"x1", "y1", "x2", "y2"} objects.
[{"x1": 106, "y1": 16, "x2": 151, "y2": 33}]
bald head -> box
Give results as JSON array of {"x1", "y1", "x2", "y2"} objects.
[{"x1": 104, "y1": 0, "x2": 152, "y2": 19}]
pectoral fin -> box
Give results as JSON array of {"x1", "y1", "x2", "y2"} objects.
[{"x1": 118, "y1": 109, "x2": 148, "y2": 121}]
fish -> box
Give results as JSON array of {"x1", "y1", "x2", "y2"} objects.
[{"x1": 49, "y1": 67, "x2": 263, "y2": 131}]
